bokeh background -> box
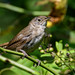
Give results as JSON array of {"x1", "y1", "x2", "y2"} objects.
[{"x1": 0, "y1": 0, "x2": 75, "y2": 75}]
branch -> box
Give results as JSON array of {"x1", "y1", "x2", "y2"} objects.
[
  {"x1": 0, "y1": 55, "x2": 40, "y2": 75},
  {"x1": 0, "y1": 3, "x2": 50, "y2": 16},
  {"x1": 0, "y1": 47, "x2": 59, "y2": 75}
]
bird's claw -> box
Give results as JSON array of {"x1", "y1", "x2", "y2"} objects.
[
  {"x1": 19, "y1": 49, "x2": 28, "y2": 59},
  {"x1": 33, "y1": 59, "x2": 41, "y2": 67}
]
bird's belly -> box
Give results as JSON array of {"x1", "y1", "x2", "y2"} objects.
[{"x1": 23, "y1": 33, "x2": 44, "y2": 53}]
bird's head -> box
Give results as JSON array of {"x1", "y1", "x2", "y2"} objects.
[{"x1": 30, "y1": 16, "x2": 50, "y2": 28}]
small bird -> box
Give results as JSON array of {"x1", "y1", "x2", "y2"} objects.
[{"x1": 0, "y1": 16, "x2": 50, "y2": 56}]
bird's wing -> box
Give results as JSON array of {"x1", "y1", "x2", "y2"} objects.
[{"x1": 7, "y1": 25, "x2": 32, "y2": 47}]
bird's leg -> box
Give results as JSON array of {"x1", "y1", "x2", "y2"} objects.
[
  {"x1": 17, "y1": 49, "x2": 28, "y2": 59},
  {"x1": 36, "y1": 59, "x2": 41, "y2": 66},
  {"x1": 33, "y1": 59, "x2": 41, "y2": 67},
  {"x1": 19, "y1": 49, "x2": 28, "y2": 57},
  {"x1": 16, "y1": 46, "x2": 28, "y2": 59}
]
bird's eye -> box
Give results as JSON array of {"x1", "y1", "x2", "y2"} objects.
[{"x1": 38, "y1": 19, "x2": 41, "y2": 21}]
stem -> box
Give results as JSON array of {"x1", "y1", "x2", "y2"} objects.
[
  {"x1": 56, "y1": 54, "x2": 75, "y2": 74},
  {"x1": 0, "y1": 3, "x2": 50, "y2": 16},
  {"x1": 0, "y1": 47, "x2": 59, "y2": 75},
  {"x1": 0, "y1": 55, "x2": 40, "y2": 75},
  {"x1": 56, "y1": 54, "x2": 72, "y2": 70}
]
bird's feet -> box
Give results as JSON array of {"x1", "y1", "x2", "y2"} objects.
[
  {"x1": 33, "y1": 59, "x2": 41, "y2": 67},
  {"x1": 18, "y1": 49, "x2": 28, "y2": 59}
]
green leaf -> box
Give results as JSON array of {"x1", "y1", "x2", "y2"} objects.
[
  {"x1": 55, "y1": 41, "x2": 63, "y2": 51},
  {"x1": 0, "y1": 68, "x2": 17, "y2": 75}
]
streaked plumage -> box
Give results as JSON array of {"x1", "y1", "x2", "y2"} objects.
[{"x1": 0, "y1": 16, "x2": 50, "y2": 54}]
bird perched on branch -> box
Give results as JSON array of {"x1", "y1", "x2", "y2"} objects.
[{"x1": 0, "y1": 16, "x2": 50, "y2": 56}]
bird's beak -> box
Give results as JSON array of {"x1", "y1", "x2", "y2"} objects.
[
  {"x1": 47, "y1": 17, "x2": 50, "y2": 20},
  {"x1": 46, "y1": 16, "x2": 53, "y2": 22}
]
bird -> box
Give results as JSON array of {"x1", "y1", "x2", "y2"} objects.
[{"x1": 0, "y1": 16, "x2": 50, "y2": 56}]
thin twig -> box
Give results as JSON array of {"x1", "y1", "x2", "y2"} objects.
[
  {"x1": 0, "y1": 47, "x2": 59, "y2": 75},
  {"x1": 56, "y1": 54, "x2": 73, "y2": 70}
]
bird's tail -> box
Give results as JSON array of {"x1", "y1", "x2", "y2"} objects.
[{"x1": 0, "y1": 42, "x2": 9, "y2": 48}]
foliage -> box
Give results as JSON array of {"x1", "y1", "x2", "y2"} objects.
[{"x1": 0, "y1": 0, "x2": 75, "y2": 75}]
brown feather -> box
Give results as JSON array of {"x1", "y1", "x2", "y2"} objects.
[
  {"x1": 0, "y1": 42, "x2": 9, "y2": 47},
  {"x1": 7, "y1": 25, "x2": 32, "y2": 48}
]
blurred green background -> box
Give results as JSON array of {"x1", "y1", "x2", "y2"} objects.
[{"x1": 0, "y1": 0, "x2": 75, "y2": 75}]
